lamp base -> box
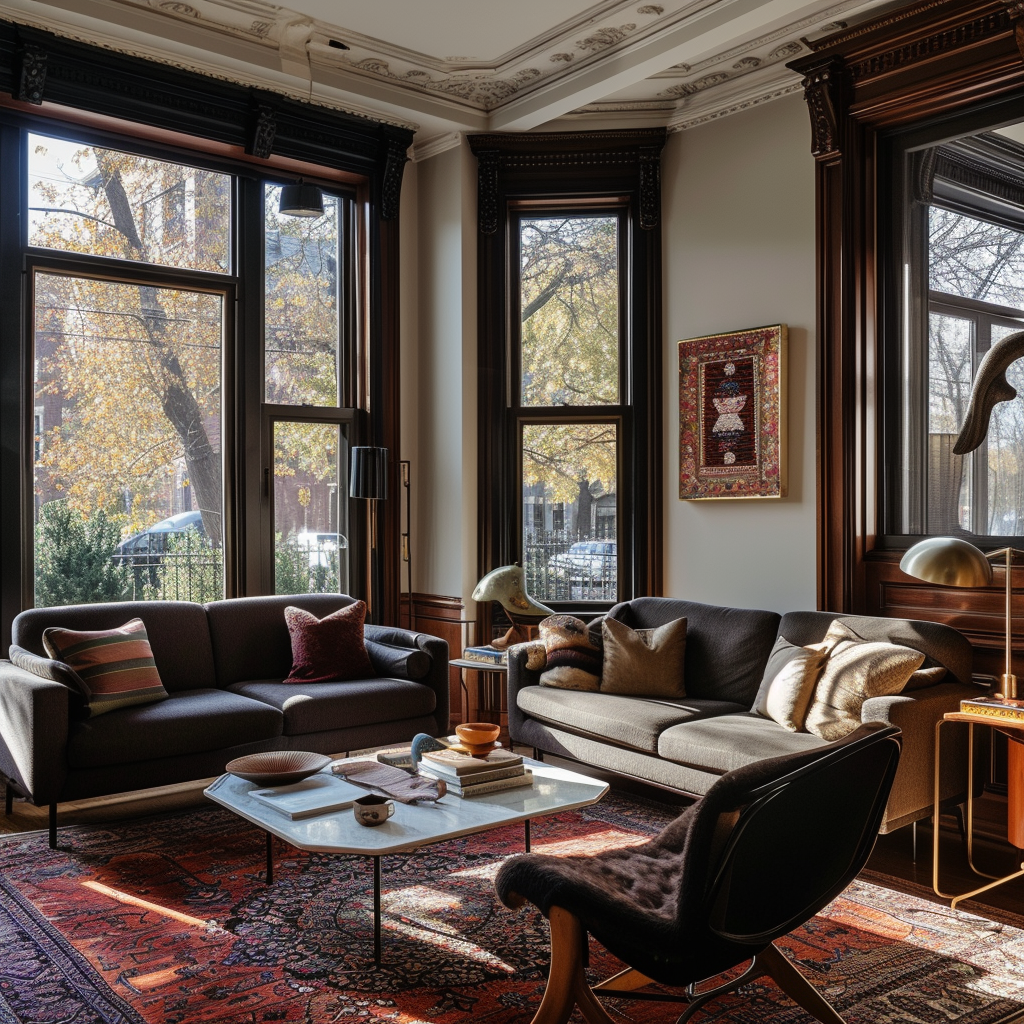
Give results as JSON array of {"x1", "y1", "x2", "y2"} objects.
[{"x1": 997, "y1": 674, "x2": 1019, "y2": 701}]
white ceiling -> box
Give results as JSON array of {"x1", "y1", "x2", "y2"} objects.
[{"x1": 2, "y1": 0, "x2": 908, "y2": 158}]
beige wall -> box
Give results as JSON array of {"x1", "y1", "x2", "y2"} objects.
[
  {"x1": 404, "y1": 94, "x2": 818, "y2": 612},
  {"x1": 401, "y1": 142, "x2": 477, "y2": 604},
  {"x1": 662, "y1": 94, "x2": 817, "y2": 611}
]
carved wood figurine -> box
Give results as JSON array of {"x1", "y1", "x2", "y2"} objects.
[
  {"x1": 954, "y1": 329, "x2": 1024, "y2": 454},
  {"x1": 472, "y1": 564, "x2": 555, "y2": 649}
]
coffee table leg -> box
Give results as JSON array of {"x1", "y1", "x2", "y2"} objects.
[
  {"x1": 373, "y1": 855, "x2": 382, "y2": 964},
  {"x1": 524, "y1": 819, "x2": 531, "y2": 852},
  {"x1": 266, "y1": 831, "x2": 274, "y2": 884}
]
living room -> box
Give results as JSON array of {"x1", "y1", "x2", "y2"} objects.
[{"x1": 0, "y1": 1, "x2": 1023, "y2": 1022}]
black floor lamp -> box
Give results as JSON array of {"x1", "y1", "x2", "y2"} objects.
[{"x1": 350, "y1": 446, "x2": 388, "y2": 622}]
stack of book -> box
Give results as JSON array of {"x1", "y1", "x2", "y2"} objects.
[
  {"x1": 417, "y1": 747, "x2": 532, "y2": 796},
  {"x1": 960, "y1": 695, "x2": 1024, "y2": 723},
  {"x1": 462, "y1": 645, "x2": 507, "y2": 666}
]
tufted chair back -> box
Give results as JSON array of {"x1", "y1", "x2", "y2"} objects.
[{"x1": 496, "y1": 722, "x2": 901, "y2": 1019}]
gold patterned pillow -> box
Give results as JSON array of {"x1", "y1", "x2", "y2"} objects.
[{"x1": 804, "y1": 620, "x2": 925, "y2": 741}]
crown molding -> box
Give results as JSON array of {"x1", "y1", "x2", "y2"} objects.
[{"x1": 411, "y1": 130, "x2": 462, "y2": 162}]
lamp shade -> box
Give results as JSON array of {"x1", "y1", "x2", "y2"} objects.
[
  {"x1": 279, "y1": 182, "x2": 324, "y2": 218},
  {"x1": 899, "y1": 536, "x2": 994, "y2": 588},
  {"x1": 349, "y1": 447, "x2": 388, "y2": 500}
]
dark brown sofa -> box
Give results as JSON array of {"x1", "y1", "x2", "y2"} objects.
[
  {"x1": 508, "y1": 597, "x2": 977, "y2": 833},
  {"x1": 0, "y1": 593, "x2": 449, "y2": 845}
]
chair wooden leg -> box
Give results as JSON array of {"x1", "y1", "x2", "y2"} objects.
[
  {"x1": 5, "y1": 782, "x2": 12, "y2": 816},
  {"x1": 759, "y1": 943, "x2": 847, "y2": 1024},
  {"x1": 531, "y1": 907, "x2": 618, "y2": 1024}
]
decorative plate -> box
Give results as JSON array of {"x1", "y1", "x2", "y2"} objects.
[{"x1": 225, "y1": 750, "x2": 332, "y2": 786}]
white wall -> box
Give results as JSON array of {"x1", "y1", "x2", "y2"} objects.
[
  {"x1": 402, "y1": 141, "x2": 477, "y2": 603},
  {"x1": 662, "y1": 95, "x2": 817, "y2": 611}
]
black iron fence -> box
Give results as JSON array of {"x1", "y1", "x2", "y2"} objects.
[{"x1": 523, "y1": 530, "x2": 618, "y2": 603}]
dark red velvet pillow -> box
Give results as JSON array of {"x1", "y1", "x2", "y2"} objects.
[{"x1": 283, "y1": 602, "x2": 376, "y2": 684}]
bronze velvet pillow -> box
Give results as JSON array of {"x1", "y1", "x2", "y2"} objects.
[
  {"x1": 751, "y1": 636, "x2": 829, "y2": 732},
  {"x1": 600, "y1": 615, "x2": 687, "y2": 698},
  {"x1": 804, "y1": 619, "x2": 925, "y2": 741},
  {"x1": 41, "y1": 617, "x2": 168, "y2": 717},
  {"x1": 538, "y1": 615, "x2": 602, "y2": 691},
  {"x1": 284, "y1": 602, "x2": 376, "y2": 684}
]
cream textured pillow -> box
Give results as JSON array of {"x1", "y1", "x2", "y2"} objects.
[
  {"x1": 600, "y1": 616, "x2": 687, "y2": 697},
  {"x1": 753, "y1": 636, "x2": 830, "y2": 732},
  {"x1": 804, "y1": 620, "x2": 925, "y2": 741}
]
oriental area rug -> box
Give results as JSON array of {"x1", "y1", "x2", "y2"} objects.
[{"x1": 2, "y1": 795, "x2": 1024, "y2": 1024}]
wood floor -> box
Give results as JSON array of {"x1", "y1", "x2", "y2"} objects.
[{"x1": 4, "y1": 758, "x2": 1024, "y2": 924}]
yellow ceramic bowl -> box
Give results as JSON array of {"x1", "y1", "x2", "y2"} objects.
[{"x1": 456, "y1": 722, "x2": 500, "y2": 747}]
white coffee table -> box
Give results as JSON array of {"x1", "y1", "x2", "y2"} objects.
[{"x1": 204, "y1": 757, "x2": 608, "y2": 963}]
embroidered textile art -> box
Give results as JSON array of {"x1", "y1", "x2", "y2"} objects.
[
  {"x1": 679, "y1": 324, "x2": 786, "y2": 498},
  {"x1": 0, "y1": 795, "x2": 1022, "y2": 1023}
]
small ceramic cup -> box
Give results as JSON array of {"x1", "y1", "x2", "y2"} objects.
[{"x1": 353, "y1": 794, "x2": 395, "y2": 827}]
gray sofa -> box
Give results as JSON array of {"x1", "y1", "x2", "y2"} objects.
[
  {"x1": 0, "y1": 594, "x2": 449, "y2": 845},
  {"x1": 508, "y1": 597, "x2": 977, "y2": 833}
]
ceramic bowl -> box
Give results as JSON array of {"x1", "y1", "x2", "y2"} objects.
[
  {"x1": 225, "y1": 750, "x2": 331, "y2": 786},
  {"x1": 455, "y1": 722, "x2": 500, "y2": 747}
]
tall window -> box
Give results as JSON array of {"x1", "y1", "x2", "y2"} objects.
[
  {"x1": 21, "y1": 128, "x2": 359, "y2": 609},
  {"x1": 470, "y1": 130, "x2": 664, "y2": 615}
]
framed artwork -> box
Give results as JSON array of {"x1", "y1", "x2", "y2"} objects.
[{"x1": 678, "y1": 324, "x2": 787, "y2": 499}]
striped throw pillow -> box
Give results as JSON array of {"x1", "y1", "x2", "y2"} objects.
[{"x1": 42, "y1": 618, "x2": 168, "y2": 717}]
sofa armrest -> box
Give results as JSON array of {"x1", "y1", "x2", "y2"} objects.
[
  {"x1": 861, "y1": 681, "x2": 979, "y2": 832},
  {"x1": 0, "y1": 660, "x2": 70, "y2": 805},
  {"x1": 507, "y1": 645, "x2": 543, "y2": 742},
  {"x1": 364, "y1": 626, "x2": 450, "y2": 736}
]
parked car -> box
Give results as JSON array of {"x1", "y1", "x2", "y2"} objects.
[
  {"x1": 294, "y1": 531, "x2": 347, "y2": 568},
  {"x1": 113, "y1": 510, "x2": 208, "y2": 562},
  {"x1": 548, "y1": 540, "x2": 617, "y2": 580}
]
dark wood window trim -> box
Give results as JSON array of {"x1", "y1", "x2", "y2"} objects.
[
  {"x1": 467, "y1": 129, "x2": 665, "y2": 631},
  {"x1": 788, "y1": 0, "x2": 1024, "y2": 676},
  {"x1": 0, "y1": 22, "x2": 412, "y2": 645}
]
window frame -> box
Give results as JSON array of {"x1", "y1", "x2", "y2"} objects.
[{"x1": 469, "y1": 129, "x2": 664, "y2": 629}]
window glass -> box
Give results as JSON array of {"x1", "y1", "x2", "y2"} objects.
[
  {"x1": 519, "y1": 215, "x2": 619, "y2": 406},
  {"x1": 273, "y1": 421, "x2": 349, "y2": 594},
  {"x1": 522, "y1": 422, "x2": 617, "y2": 602},
  {"x1": 33, "y1": 272, "x2": 224, "y2": 605},
  {"x1": 264, "y1": 184, "x2": 341, "y2": 406},
  {"x1": 929, "y1": 207, "x2": 1024, "y2": 306},
  {"x1": 28, "y1": 134, "x2": 230, "y2": 273}
]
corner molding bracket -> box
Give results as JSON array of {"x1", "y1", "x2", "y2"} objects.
[
  {"x1": 17, "y1": 43, "x2": 47, "y2": 104},
  {"x1": 639, "y1": 144, "x2": 661, "y2": 230},
  {"x1": 247, "y1": 102, "x2": 277, "y2": 159},
  {"x1": 476, "y1": 149, "x2": 500, "y2": 235},
  {"x1": 380, "y1": 137, "x2": 408, "y2": 221},
  {"x1": 798, "y1": 57, "x2": 843, "y2": 160}
]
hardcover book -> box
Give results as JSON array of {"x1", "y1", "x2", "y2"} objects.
[
  {"x1": 462, "y1": 645, "x2": 507, "y2": 666},
  {"x1": 960, "y1": 696, "x2": 1024, "y2": 723},
  {"x1": 418, "y1": 762, "x2": 524, "y2": 786},
  {"x1": 435, "y1": 769, "x2": 534, "y2": 797},
  {"x1": 250, "y1": 775, "x2": 366, "y2": 819},
  {"x1": 419, "y1": 747, "x2": 523, "y2": 776}
]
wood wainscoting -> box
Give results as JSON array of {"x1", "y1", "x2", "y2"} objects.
[
  {"x1": 864, "y1": 552, "x2": 1023, "y2": 683},
  {"x1": 401, "y1": 593, "x2": 472, "y2": 731}
]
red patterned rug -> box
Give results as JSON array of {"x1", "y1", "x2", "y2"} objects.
[{"x1": 2, "y1": 793, "x2": 1024, "y2": 1024}]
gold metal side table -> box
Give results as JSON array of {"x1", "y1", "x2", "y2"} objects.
[{"x1": 933, "y1": 711, "x2": 1024, "y2": 908}]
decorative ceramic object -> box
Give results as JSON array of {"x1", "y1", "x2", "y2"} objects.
[
  {"x1": 353, "y1": 794, "x2": 396, "y2": 827},
  {"x1": 456, "y1": 722, "x2": 500, "y2": 747},
  {"x1": 225, "y1": 751, "x2": 331, "y2": 786}
]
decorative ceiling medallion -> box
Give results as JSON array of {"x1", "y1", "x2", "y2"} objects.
[{"x1": 577, "y1": 24, "x2": 637, "y2": 52}]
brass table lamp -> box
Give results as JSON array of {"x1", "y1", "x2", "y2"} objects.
[{"x1": 900, "y1": 537, "x2": 1021, "y2": 698}]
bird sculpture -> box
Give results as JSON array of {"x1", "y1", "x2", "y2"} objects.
[
  {"x1": 472, "y1": 564, "x2": 555, "y2": 649},
  {"x1": 953, "y1": 329, "x2": 1024, "y2": 455}
]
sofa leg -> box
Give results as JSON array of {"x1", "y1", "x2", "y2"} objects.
[
  {"x1": 5, "y1": 783, "x2": 12, "y2": 816},
  {"x1": 49, "y1": 803, "x2": 57, "y2": 849}
]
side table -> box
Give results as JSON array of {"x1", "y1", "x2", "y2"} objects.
[
  {"x1": 933, "y1": 711, "x2": 1024, "y2": 908},
  {"x1": 451, "y1": 658, "x2": 509, "y2": 742}
]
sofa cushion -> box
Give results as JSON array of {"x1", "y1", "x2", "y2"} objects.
[
  {"x1": 600, "y1": 616, "x2": 687, "y2": 698},
  {"x1": 539, "y1": 615, "x2": 602, "y2": 691},
  {"x1": 205, "y1": 594, "x2": 362, "y2": 687},
  {"x1": 658, "y1": 713, "x2": 826, "y2": 774},
  {"x1": 284, "y1": 602, "x2": 375, "y2": 684},
  {"x1": 66, "y1": 688, "x2": 282, "y2": 769},
  {"x1": 516, "y1": 685, "x2": 746, "y2": 754},
  {"x1": 12, "y1": 601, "x2": 218, "y2": 693},
  {"x1": 607, "y1": 598, "x2": 780, "y2": 705},
  {"x1": 751, "y1": 636, "x2": 830, "y2": 732},
  {"x1": 228, "y1": 678, "x2": 436, "y2": 736},
  {"x1": 42, "y1": 618, "x2": 169, "y2": 717}
]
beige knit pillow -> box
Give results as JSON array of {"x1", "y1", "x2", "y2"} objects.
[
  {"x1": 600, "y1": 616, "x2": 687, "y2": 697},
  {"x1": 804, "y1": 620, "x2": 925, "y2": 741}
]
